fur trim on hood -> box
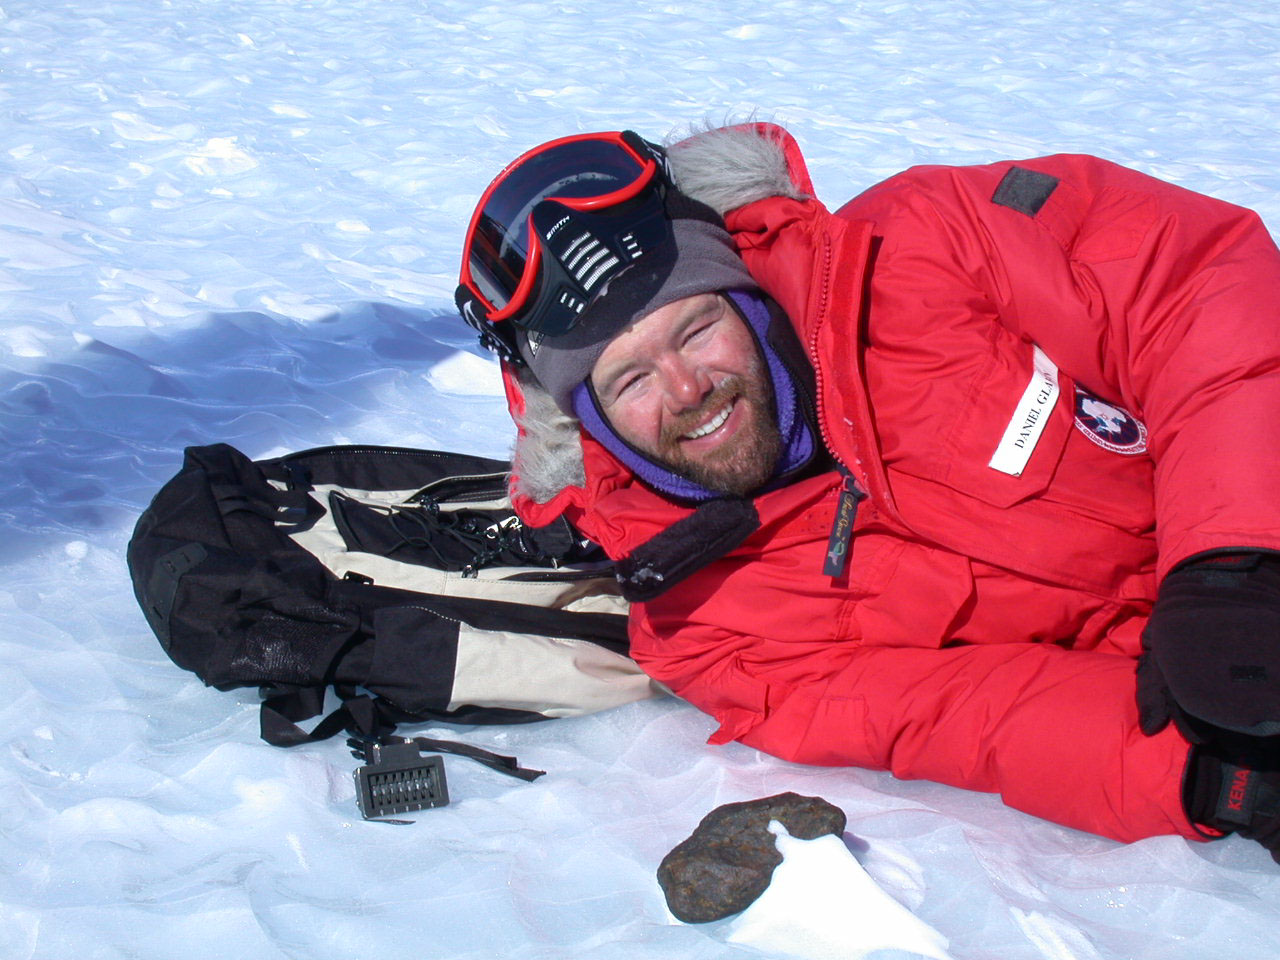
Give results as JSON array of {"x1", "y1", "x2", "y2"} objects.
[
  {"x1": 665, "y1": 123, "x2": 807, "y2": 216},
  {"x1": 510, "y1": 124, "x2": 806, "y2": 506},
  {"x1": 511, "y1": 362, "x2": 588, "y2": 500}
]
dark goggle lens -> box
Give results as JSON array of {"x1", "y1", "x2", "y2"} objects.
[{"x1": 465, "y1": 136, "x2": 651, "y2": 314}]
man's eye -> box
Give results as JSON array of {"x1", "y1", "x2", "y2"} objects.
[
  {"x1": 684, "y1": 321, "x2": 716, "y2": 345},
  {"x1": 618, "y1": 373, "x2": 647, "y2": 397},
  {"x1": 606, "y1": 372, "x2": 644, "y2": 404}
]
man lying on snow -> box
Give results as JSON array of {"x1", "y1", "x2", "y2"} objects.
[{"x1": 453, "y1": 122, "x2": 1280, "y2": 858}]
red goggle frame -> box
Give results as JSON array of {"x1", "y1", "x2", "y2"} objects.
[{"x1": 456, "y1": 130, "x2": 671, "y2": 359}]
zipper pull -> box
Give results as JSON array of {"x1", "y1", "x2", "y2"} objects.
[{"x1": 823, "y1": 472, "x2": 865, "y2": 578}]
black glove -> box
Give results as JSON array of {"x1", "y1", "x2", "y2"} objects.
[
  {"x1": 1137, "y1": 552, "x2": 1280, "y2": 740},
  {"x1": 1185, "y1": 733, "x2": 1280, "y2": 862}
]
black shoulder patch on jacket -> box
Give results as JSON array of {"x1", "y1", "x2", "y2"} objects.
[{"x1": 992, "y1": 166, "x2": 1059, "y2": 217}]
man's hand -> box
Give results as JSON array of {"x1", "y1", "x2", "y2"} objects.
[
  {"x1": 1185, "y1": 732, "x2": 1280, "y2": 862},
  {"x1": 1138, "y1": 552, "x2": 1280, "y2": 739}
]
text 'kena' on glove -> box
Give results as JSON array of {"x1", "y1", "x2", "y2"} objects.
[
  {"x1": 1185, "y1": 733, "x2": 1280, "y2": 863},
  {"x1": 1137, "y1": 552, "x2": 1280, "y2": 740}
]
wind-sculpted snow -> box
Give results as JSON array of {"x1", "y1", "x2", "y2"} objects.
[{"x1": 3, "y1": 1, "x2": 1280, "y2": 958}]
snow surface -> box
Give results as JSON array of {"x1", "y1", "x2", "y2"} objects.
[
  {"x1": 4, "y1": 1, "x2": 1280, "y2": 957},
  {"x1": 727, "y1": 822, "x2": 953, "y2": 960}
]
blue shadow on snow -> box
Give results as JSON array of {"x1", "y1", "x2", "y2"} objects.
[{"x1": 0, "y1": 302, "x2": 500, "y2": 563}]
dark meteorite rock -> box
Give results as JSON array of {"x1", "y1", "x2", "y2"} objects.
[{"x1": 657, "y1": 792, "x2": 847, "y2": 923}]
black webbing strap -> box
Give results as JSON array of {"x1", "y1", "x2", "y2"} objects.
[
  {"x1": 260, "y1": 687, "x2": 392, "y2": 747},
  {"x1": 261, "y1": 695, "x2": 546, "y2": 783},
  {"x1": 407, "y1": 737, "x2": 545, "y2": 782},
  {"x1": 215, "y1": 486, "x2": 319, "y2": 527}
]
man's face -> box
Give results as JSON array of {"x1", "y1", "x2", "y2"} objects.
[{"x1": 589, "y1": 293, "x2": 781, "y2": 496}]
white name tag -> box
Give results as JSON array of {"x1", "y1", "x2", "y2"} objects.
[{"x1": 988, "y1": 346, "x2": 1060, "y2": 476}]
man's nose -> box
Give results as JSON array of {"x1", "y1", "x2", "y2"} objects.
[{"x1": 660, "y1": 356, "x2": 713, "y2": 412}]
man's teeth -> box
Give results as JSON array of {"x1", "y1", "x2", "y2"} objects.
[{"x1": 684, "y1": 402, "x2": 733, "y2": 440}]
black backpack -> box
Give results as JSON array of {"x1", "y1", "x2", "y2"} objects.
[{"x1": 127, "y1": 443, "x2": 652, "y2": 758}]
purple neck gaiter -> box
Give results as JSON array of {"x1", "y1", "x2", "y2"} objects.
[{"x1": 570, "y1": 289, "x2": 815, "y2": 503}]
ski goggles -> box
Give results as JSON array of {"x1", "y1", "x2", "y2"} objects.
[{"x1": 456, "y1": 130, "x2": 673, "y2": 361}]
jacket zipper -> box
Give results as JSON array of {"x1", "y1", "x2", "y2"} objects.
[
  {"x1": 808, "y1": 234, "x2": 867, "y2": 578},
  {"x1": 823, "y1": 466, "x2": 866, "y2": 577}
]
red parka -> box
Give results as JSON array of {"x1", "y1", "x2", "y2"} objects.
[{"x1": 505, "y1": 124, "x2": 1280, "y2": 844}]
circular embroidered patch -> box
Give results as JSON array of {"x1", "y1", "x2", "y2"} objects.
[{"x1": 1074, "y1": 387, "x2": 1148, "y2": 455}]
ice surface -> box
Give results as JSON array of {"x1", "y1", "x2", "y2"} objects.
[{"x1": 4, "y1": 1, "x2": 1280, "y2": 958}]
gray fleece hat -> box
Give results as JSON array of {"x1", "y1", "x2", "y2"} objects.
[{"x1": 517, "y1": 217, "x2": 759, "y2": 415}]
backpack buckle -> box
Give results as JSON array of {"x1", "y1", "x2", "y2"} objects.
[{"x1": 350, "y1": 737, "x2": 450, "y2": 821}]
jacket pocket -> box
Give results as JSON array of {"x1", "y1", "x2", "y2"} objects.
[{"x1": 938, "y1": 337, "x2": 1075, "y2": 508}]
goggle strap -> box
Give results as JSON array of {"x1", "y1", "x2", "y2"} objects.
[{"x1": 456, "y1": 286, "x2": 526, "y2": 366}]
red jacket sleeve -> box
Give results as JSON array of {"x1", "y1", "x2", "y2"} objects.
[
  {"x1": 632, "y1": 611, "x2": 1198, "y2": 844},
  {"x1": 844, "y1": 155, "x2": 1280, "y2": 576}
]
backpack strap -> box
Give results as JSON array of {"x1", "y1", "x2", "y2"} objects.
[
  {"x1": 259, "y1": 685, "x2": 395, "y2": 747},
  {"x1": 388, "y1": 736, "x2": 544, "y2": 782}
]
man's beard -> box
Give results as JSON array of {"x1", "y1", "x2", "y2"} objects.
[{"x1": 649, "y1": 358, "x2": 782, "y2": 497}]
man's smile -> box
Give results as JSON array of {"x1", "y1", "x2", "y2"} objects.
[{"x1": 682, "y1": 398, "x2": 736, "y2": 442}]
